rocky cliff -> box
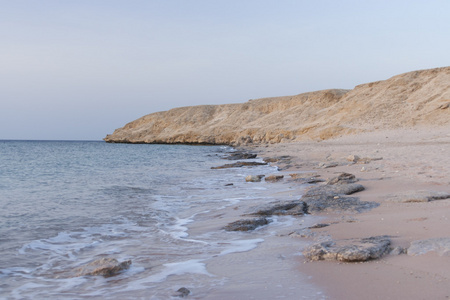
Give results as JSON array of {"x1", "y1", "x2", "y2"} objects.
[{"x1": 104, "y1": 67, "x2": 450, "y2": 145}]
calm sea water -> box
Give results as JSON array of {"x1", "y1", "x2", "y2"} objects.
[{"x1": 0, "y1": 140, "x2": 325, "y2": 299}]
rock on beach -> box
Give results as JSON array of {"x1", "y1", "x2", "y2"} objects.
[
  {"x1": 386, "y1": 190, "x2": 450, "y2": 203},
  {"x1": 304, "y1": 183, "x2": 365, "y2": 197},
  {"x1": 246, "y1": 200, "x2": 307, "y2": 216},
  {"x1": 303, "y1": 236, "x2": 391, "y2": 262},
  {"x1": 407, "y1": 238, "x2": 450, "y2": 256}
]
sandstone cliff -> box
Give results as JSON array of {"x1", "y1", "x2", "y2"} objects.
[{"x1": 104, "y1": 67, "x2": 450, "y2": 145}]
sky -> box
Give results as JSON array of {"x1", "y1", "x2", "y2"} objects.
[{"x1": 1, "y1": 0, "x2": 449, "y2": 140}]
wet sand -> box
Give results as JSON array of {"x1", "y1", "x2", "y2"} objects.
[{"x1": 247, "y1": 126, "x2": 450, "y2": 299}]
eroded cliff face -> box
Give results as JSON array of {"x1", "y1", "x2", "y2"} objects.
[{"x1": 104, "y1": 67, "x2": 450, "y2": 145}]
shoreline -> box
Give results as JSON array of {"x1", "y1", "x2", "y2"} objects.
[{"x1": 246, "y1": 126, "x2": 450, "y2": 299}]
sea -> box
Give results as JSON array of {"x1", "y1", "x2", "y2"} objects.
[{"x1": 0, "y1": 140, "x2": 326, "y2": 299}]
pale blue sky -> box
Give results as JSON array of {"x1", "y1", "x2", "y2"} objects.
[{"x1": 1, "y1": 0, "x2": 449, "y2": 140}]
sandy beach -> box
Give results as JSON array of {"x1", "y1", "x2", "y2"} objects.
[
  {"x1": 245, "y1": 126, "x2": 450, "y2": 299},
  {"x1": 99, "y1": 66, "x2": 449, "y2": 298}
]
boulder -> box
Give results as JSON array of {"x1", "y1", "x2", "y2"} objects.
[
  {"x1": 318, "y1": 162, "x2": 339, "y2": 169},
  {"x1": 301, "y1": 183, "x2": 376, "y2": 214},
  {"x1": 289, "y1": 229, "x2": 316, "y2": 238},
  {"x1": 303, "y1": 194, "x2": 379, "y2": 214},
  {"x1": 224, "y1": 152, "x2": 257, "y2": 160},
  {"x1": 386, "y1": 190, "x2": 450, "y2": 203},
  {"x1": 305, "y1": 177, "x2": 326, "y2": 184},
  {"x1": 407, "y1": 238, "x2": 450, "y2": 256},
  {"x1": 346, "y1": 155, "x2": 360, "y2": 163},
  {"x1": 289, "y1": 173, "x2": 324, "y2": 184},
  {"x1": 263, "y1": 156, "x2": 292, "y2": 163},
  {"x1": 303, "y1": 236, "x2": 391, "y2": 262},
  {"x1": 289, "y1": 173, "x2": 319, "y2": 179},
  {"x1": 265, "y1": 174, "x2": 284, "y2": 182},
  {"x1": 304, "y1": 183, "x2": 365, "y2": 197},
  {"x1": 173, "y1": 287, "x2": 191, "y2": 298},
  {"x1": 223, "y1": 217, "x2": 271, "y2": 231},
  {"x1": 75, "y1": 258, "x2": 131, "y2": 277},
  {"x1": 247, "y1": 200, "x2": 307, "y2": 216},
  {"x1": 390, "y1": 246, "x2": 407, "y2": 255},
  {"x1": 308, "y1": 223, "x2": 330, "y2": 229},
  {"x1": 245, "y1": 175, "x2": 265, "y2": 182},
  {"x1": 211, "y1": 161, "x2": 268, "y2": 169},
  {"x1": 347, "y1": 155, "x2": 383, "y2": 164},
  {"x1": 326, "y1": 173, "x2": 357, "y2": 185}
]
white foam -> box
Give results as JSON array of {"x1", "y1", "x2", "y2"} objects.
[
  {"x1": 19, "y1": 234, "x2": 98, "y2": 258},
  {"x1": 158, "y1": 216, "x2": 209, "y2": 245},
  {"x1": 168, "y1": 217, "x2": 193, "y2": 239},
  {"x1": 219, "y1": 238, "x2": 264, "y2": 256},
  {"x1": 145, "y1": 259, "x2": 212, "y2": 282}
]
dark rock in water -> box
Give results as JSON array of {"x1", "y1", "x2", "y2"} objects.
[
  {"x1": 303, "y1": 236, "x2": 391, "y2": 262},
  {"x1": 304, "y1": 195, "x2": 378, "y2": 214},
  {"x1": 223, "y1": 217, "x2": 271, "y2": 231},
  {"x1": 263, "y1": 156, "x2": 292, "y2": 163},
  {"x1": 265, "y1": 174, "x2": 284, "y2": 182},
  {"x1": 224, "y1": 152, "x2": 257, "y2": 160},
  {"x1": 247, "y1": 200, "x2": 307, "y2": 216},
  {"x1": 308, "y1": 223, "x2": 330, "y2": 229},
  {"x1": 211, "y1": 161, "x2": 268, "y2": 169},
  {"x1": 225, "y1": 183, "x2": 234, "y2": 186},
  {"x1": 304, "y1": 183, "x2": 365, "y2": 197},
  {"x1": 327, "y1": 173, "x2": 357, "y2": 185},
  {"x1": 75, "y1": 258, "x2": 131, "y2": 277},
  {"x1": 174, "y1": 287, "x2": 191, "y2": 297},
  {"x1": 245, "y1": 175, "x2": 265, "y2": 182}
]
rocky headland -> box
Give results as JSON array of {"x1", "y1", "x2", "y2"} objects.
[{"x1": 105, "y1": 66, "x2": 449, "y2": 145}]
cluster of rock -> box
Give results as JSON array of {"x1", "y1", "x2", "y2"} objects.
[
  {"x1": 216, "y1": 151, "x2": 450, "y2": 264},
  {"x1": 215, "y1": 154, "x2": 398, "y2": 262},
  {"x1": 245, "y1": 174, "x2": 284, "y2": 182},
  {"x1": 74, "y1": 258, "x2": 193, "y2": 297}
]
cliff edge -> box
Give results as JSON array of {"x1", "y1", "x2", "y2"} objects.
[{"x1": 104, "y1": 67, "x2": 450, "y2": 145}]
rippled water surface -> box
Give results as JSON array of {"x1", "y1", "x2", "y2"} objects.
[{"x1": 0, "y1": 140, "x2": 325, "y2": 299}]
